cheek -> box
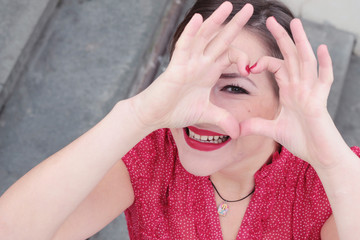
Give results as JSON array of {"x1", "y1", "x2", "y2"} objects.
[
  {"x1": 225, "y1": 103, "x2": 253, "y2": 121},
  {"x1": 223, "y1": 100, "x2": 277, "y2": 122},
  {"x1": 258, "y1": 95, "x2": 280, "y2": 119},
  {"x1": 212, "y1": 96, "x2": 252, "y2": 121},
  {"x1": 211, "y1": 89, "x2": 279, "y2": 121},
  {"x1": 247, "y1": 90, "x2": 279, "y2": 120}
]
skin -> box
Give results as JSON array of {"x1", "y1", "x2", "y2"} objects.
[
  {"x1": 0, "y1": 2, "x2": 358, "y2": 239},
  {"x1": 171, "y1": 29, "x2": 280, "y2": 178},
  {"x1": 169, "y1": 29, "x2": 281, "y2": 240}
]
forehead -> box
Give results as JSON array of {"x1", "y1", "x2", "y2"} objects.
[{"x1": 231, "y1": 29, "x2": 269, "y2": 61}]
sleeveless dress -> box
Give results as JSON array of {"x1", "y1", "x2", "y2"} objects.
[{"x1": 122, "y1": 128, "x2": 360, "y2": 239}]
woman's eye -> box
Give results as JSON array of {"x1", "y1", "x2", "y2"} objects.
[{"x1": 221, "y1": 85, "x2": 249, "y2": 94}]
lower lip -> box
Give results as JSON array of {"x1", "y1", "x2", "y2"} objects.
[{"x1": 183, "y1": 128, "x2": 230, "y2": 152}]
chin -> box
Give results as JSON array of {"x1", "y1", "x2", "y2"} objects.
[
  {"x1": 171, "y1": 128, "x2": 232, "y2": 176},
  {"x1": 177, "y1": 152, "x2": 220, "y2": 177}
]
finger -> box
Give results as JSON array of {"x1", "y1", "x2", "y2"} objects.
[
  {"x1": 240, "y1": 117, "x2": 276, "y2": 139},
  {"x1": 200, "y1": 104, "x2": 240, "y2": 139},
  {"x1": 290, "y1": 19, "x2": 317, "y2": 82},
  {"x1": 317, "y1": 44, "x2": 333, "y2": 85},
  {"x1": 192, "y1": 2, "x2": 233, "y2": 56},
  {"x1": 204, "y1": 3, "x2": 254, "y2": 59},
  {"x1": 197, "y1": 1, "x2": 233, "y2": 40},
  {"x1": 175, "y1": 13, "x2": 203, "y2": 50},
  {"x1": 266, "y1": 16, "x2": 300, "y2": 82},
  {"x1": 250, "y1": 56, "x2": 288, "y2": 84},
  {"x1": 171, "y1": 13, "x2": 203, "y2": 64},
  {"x1": 217, "y1": 46, "x2": 250, "y2": 76}
]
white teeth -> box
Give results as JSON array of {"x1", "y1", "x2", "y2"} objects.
[
  {"x1": 201, "y1": 136, "x2": 208, "y2": 141},
  {"x1": 187, "y1": 128, "x2": 228, "y2": 144}
]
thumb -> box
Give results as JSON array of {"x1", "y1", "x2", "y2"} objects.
[
  {"x1": 201, "y1": 104, "x2": 240, "y2": 139},
  {"x1": 240, "y1": 117, "x2": 276, "y2": 139}
]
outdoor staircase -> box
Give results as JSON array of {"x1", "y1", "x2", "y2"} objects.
[{"x1": 0, "y1": 0, "x2": 359, "y2": 239}]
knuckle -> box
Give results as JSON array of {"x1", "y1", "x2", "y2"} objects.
[
  {"x1": 305, "y1": 55, "x2": 317, "y2": 65},
  {"x1": 280, "y1": 29, "x2": 289, "y2": 39},
  {"x1": 274, "y1": 29, "x2": 289, "y2": 41},
  {"x1": 218, "y1": 36, "x2": 232, "y2": 47}
]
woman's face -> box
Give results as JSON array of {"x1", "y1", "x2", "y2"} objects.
[{"x1": 171, "y1": 29, "x2": 280, "y2": 176}]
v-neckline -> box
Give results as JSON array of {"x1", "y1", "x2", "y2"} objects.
[{"x1": 205, "y1": 178, "x2": 256, "y2": 240}]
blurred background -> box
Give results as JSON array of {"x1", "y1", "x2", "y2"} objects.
[{"x1": 0, "y1": 0, "x2": 359, "y2": 239}]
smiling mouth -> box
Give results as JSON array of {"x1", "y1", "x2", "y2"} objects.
[
  {"x1": 185, "y1": 127, "x2": 230, "y2": 144},
  {"x1": 183, "y1": 127, "x2": 231, "y2": 152}
]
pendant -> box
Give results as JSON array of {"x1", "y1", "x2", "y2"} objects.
[{"x1": 217, "y1": 202, "x2": 229, "y2": 216}]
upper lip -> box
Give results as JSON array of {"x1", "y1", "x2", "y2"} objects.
[{"x1": 187, "y1": 126, "x2": 228, "y2": 137}]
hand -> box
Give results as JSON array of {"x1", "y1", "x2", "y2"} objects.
[
  {"x1": 241, "y1": 17, "x2": 339, "y2": 167},
  {"x1": 131, "y1": 2, "x2": 254, "y2": 139}
]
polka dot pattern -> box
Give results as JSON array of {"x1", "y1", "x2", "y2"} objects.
[{"x1": 122, "y1": 129, "x2": 360, "y2": 239}]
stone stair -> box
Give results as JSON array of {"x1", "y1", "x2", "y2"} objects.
[
  {"x1": 335, "y1": 54, "x2": 360, "y2": 147},
  {"x1": 0, "y1": 0, "x2": 58, "y2": 112},
  {"x1": 302, "y1": 19, "x2": 355, "y2": 118},
  {"x1": 0, "y1": 0, "x2": 359, "y2": 239}
]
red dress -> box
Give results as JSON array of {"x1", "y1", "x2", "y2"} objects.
[{"x1": 122, "y1": 128, "x2": 360, "y2": 239}]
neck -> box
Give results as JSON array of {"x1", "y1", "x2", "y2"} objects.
[
  {"x1": 210, "y1": 146, "x2": 275, "y2": 199},
  {"x1": 210, "y1": 169, "x2": 256, "y2": 200}
]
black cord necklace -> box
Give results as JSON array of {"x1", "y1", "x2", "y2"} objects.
[{"x1": 209, "y1": 178, "x2": 255, "y2": 217}]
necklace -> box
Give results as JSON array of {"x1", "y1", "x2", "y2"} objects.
[{"x1": 209, "y1": 178, "x2": 255, "y2": 217}]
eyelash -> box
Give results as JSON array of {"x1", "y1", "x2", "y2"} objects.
[{"x1": 220, "y1": 84, "x2": 250, "y2": 95}]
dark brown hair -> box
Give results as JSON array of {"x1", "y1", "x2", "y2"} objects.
[{"x1": 170, "y1": 0, "x2": 294, "y2": 59}]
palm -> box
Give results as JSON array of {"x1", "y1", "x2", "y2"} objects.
[
  {"x1": 133, "y1": 3, "x2": 255, "y2": 139},
  {"x1": 241, "y1": 18, "x2": 335, "y2": 164}
]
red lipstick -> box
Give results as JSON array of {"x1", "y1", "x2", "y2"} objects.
[
  {"x1": 187, "y1": 126, "x2": 224, "y2": 136},
  {"x1": 183, "y1": 127, "x2": 230, "y2": 152}
]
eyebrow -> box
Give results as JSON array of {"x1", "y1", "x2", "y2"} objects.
[{"x1": 220, "y1": 73, "x2": 257, "y2": 87}]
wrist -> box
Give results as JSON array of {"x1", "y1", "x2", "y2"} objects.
[
  {"x1": 314, "y1": 147, "x2": 360, "y2": 201},
  {"x1": 116, "y1": 96, "x2": 161, "y2": 134},
  {"x1": 304, "y1": 112, "x2": 348, "y2": 169}
]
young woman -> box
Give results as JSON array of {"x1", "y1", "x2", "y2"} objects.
[{"x1": 1, "y1": 0, "x2": 359, "y2": 239}]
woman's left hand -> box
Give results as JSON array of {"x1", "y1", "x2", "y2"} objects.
[
  {"x1": 244, "y1": 19, "x2": 360, "y2": 240},
  {"x1": 241, "y1": 17, "x2": 344, "y2": 168}
]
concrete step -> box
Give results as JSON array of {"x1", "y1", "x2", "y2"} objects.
[
  {"x1": 335, "y1": 54, "x2": 360, "y2": 147},
  {"x1": 0, "y1": 0, "x2": 59, "y2": 111},
  {"x1": 0, "y1": 0, "x2": 178, "y2": 239},
  {"x1": 302, "y1": 19, "x2": 355, "y2": 118},
  {"x1": 0, "y1": 1, "x2": 356, "y2": 239}
]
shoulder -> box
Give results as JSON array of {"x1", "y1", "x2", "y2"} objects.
[
  {"x1": 122, "y1": 128, "x2": 176, "y2": 166},
  {"x1": 255, "y1": 147, "x2": 331, "y2": 211},
  {"x1": 276, "y1": 148, "x2": 329, "y2": 200},
  {"x1": 275, "y1": 148, "x2": 333, "y2": 237},
  {"x1": 257, "y1": 147, "x2": 319, "y2": 188},
  {"x1": 351, "y1": 146, "x2": 360, "y2": 156},
  {"x1": 121, "y1": 128, "x2": 177, "y2": 188}
]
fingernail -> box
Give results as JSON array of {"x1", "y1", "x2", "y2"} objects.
[
  {"x1": 270, "y1": 16, "x2": 277, "y2": 22},
  {"x1": 246, "y1": 65, "x2": 251, "y2": 74},
  {"x1": 250, "y1": 62, "x2": 257, "y2": 71}
]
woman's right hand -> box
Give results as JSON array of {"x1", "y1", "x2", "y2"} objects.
[{"x1": 131, "y1": 2, "x2": 254, "y2": 139}]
